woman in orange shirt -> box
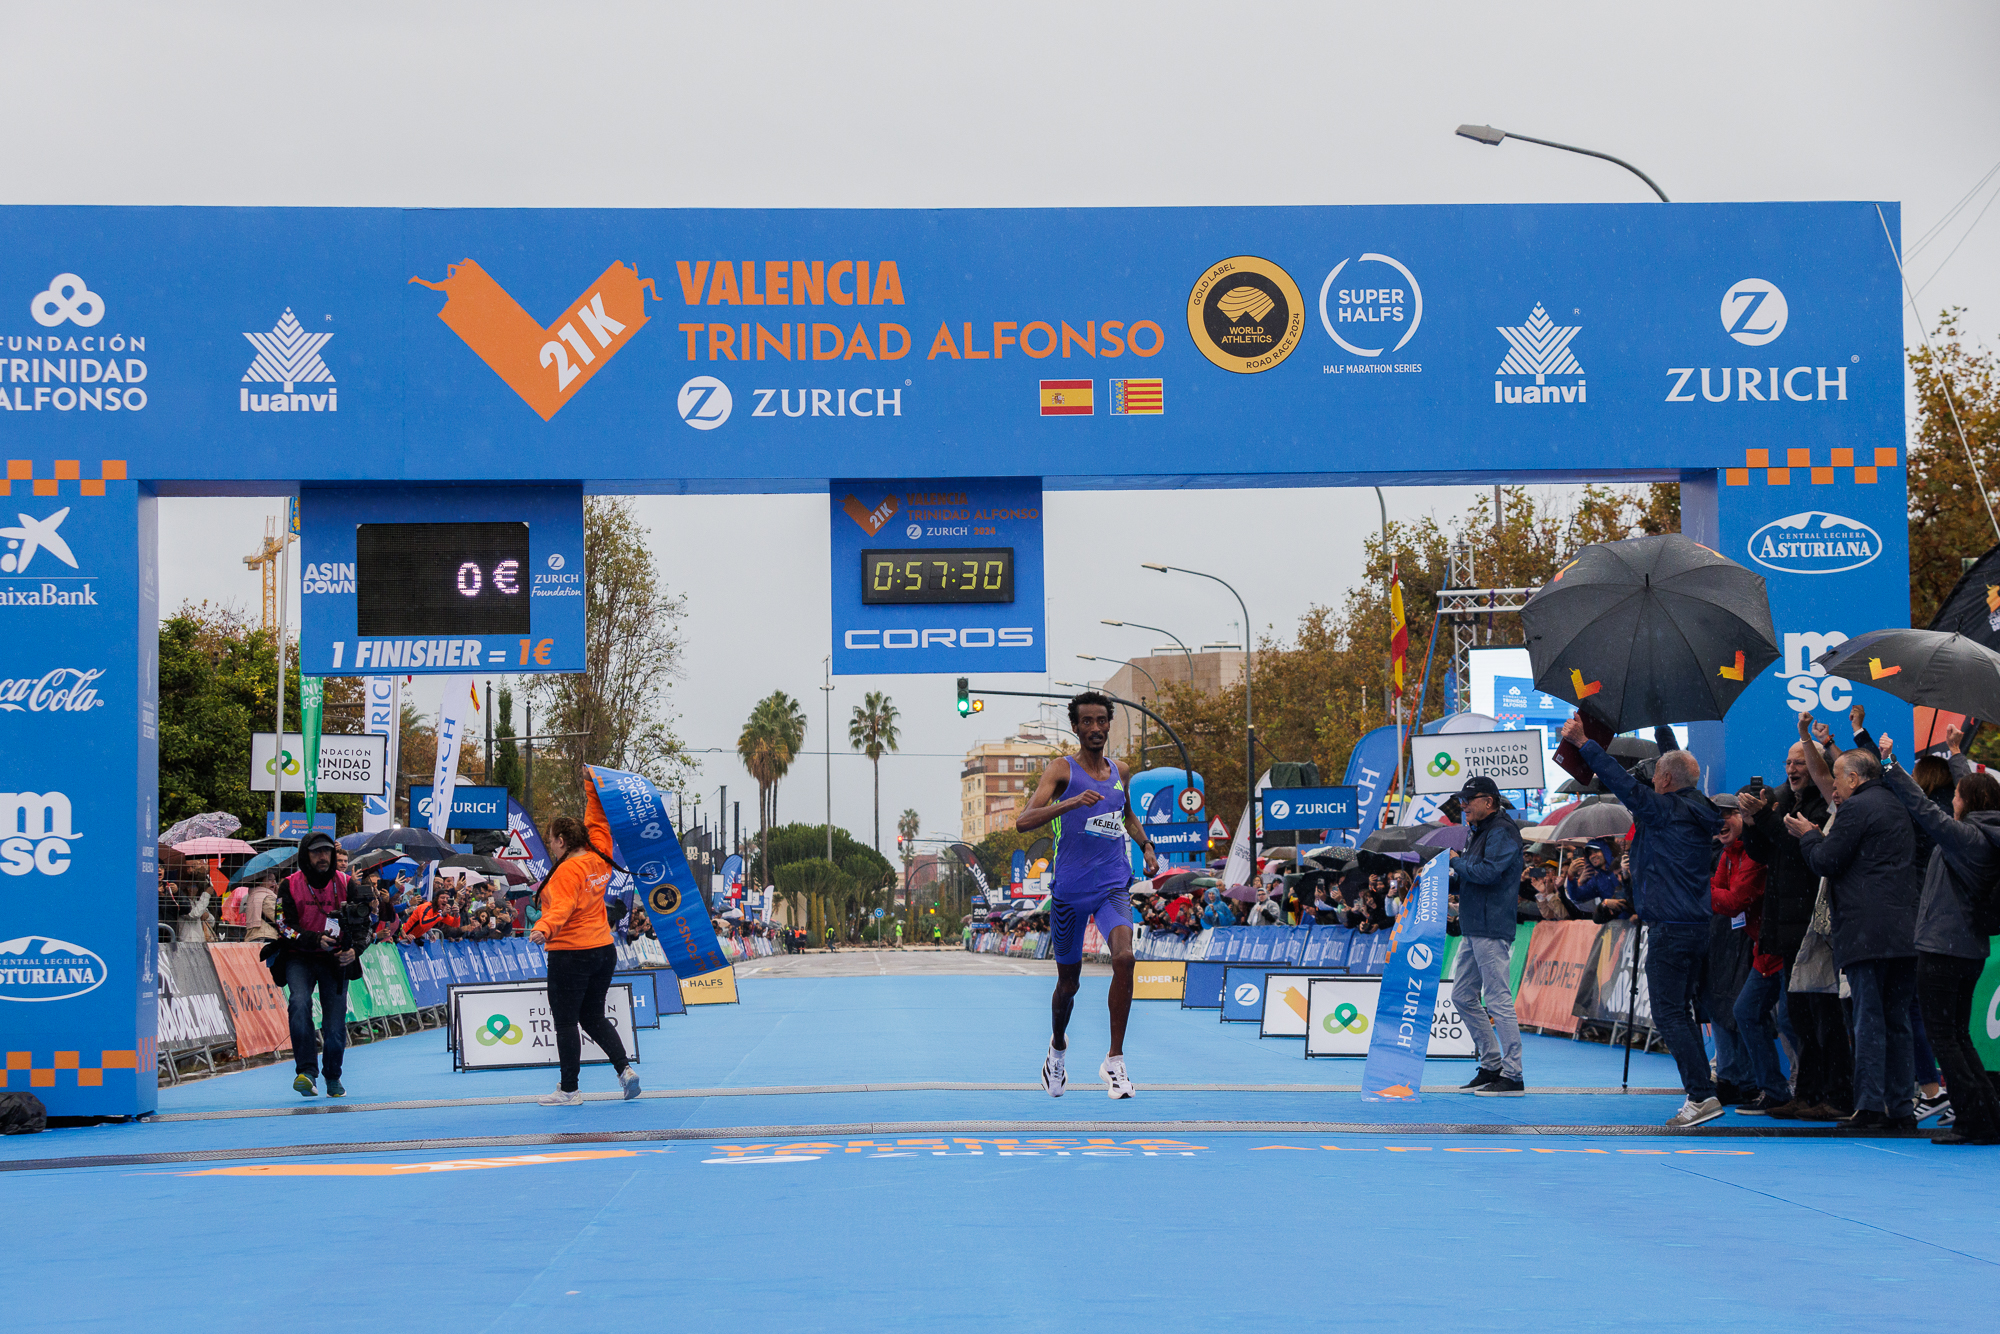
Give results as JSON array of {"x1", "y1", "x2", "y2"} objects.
[{"x1": 529, "y1": 805, "x2": 641, "y2": 1106}]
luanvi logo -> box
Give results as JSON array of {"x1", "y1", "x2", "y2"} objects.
[
  {"x1": 1493, "y1": 304, "x2": 1585, "y2": 405},
  {"x1": 241, "y1": 308, "x2": 337, "y2": 413},
  {"x1": 411, "y1": 260, "x2": 659, "y2": 420}
]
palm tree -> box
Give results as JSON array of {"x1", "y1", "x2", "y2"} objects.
[
  {"x1": 738, "y1": 690, "x2": 809, "y2": 900},
  {"x1": 848, "y1": 691, "x2": 900, "y2": 854},
  {"x1": 896, "y1": 806, "x2": 920, "y2": 920}
]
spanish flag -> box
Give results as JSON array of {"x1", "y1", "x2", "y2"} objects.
[
  {"x1": 1389, "y1": 558, "x2": 1408, "y2": 697},
  {"x1": 1040, "y1": 379, "x2": 1093, "y2": 416}
]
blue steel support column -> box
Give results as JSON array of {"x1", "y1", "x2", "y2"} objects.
[
  {"x1": 0, "y1": 476, "x2": 158, "y2": 1117},
  {"x1": 1688, "y1": 457, "x2": 1912, "y2": 794}
]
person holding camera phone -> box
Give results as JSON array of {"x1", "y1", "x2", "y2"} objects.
[{"x1": 266, "y1": 830, "x2": 366, "y2": 1098}]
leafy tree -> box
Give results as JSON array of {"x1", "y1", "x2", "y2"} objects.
[
  {"x1": 157, "y1": 601, "x2": 364, "y2": 835},
  {"x1": 1907, "y1": 310, "x2": 2000, "y2": 629},
  {"x1": 739, "y1": 690, "x2": 809, "y2": 894},
  {"x1": 847, "y1": 689, "x2": 900, "y2": 854},
  {"x1": 490, "y1": 686, "x2": 523, "y2": 802},
  {"x1": 749, "y1": 822, "x2": 893, "y2": 940},
  {"x1": 525, "y1": 497, "x2": 692, "y2": 825}
]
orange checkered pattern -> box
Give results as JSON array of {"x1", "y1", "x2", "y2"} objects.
[
  {"x1": 2, "y1": 1047, "x2": 141, "y2": 1088},
  {"x1": 2, "y1": 459, "x2": 127, "y2": 497},
  {"x1": 1723, "y1": 447, "x2": 1899, "y2": 487}
]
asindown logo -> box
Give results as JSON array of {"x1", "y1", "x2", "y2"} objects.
[
  {"x1": 0, "y1": 934, "x2": 106, "y2": 1001},
  {"x1": 1747, "y1": 511, "x2": 1881, "y2": 575},
  {"x1": 411, "y1": 260, "x2": 658, "y2": 421}
]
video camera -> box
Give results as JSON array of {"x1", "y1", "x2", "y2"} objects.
[{"x1": 333, "y1": 883, "x2": 375, "y2": 949}]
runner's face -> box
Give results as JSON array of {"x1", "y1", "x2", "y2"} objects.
[{"x1": 1075, "y1": 705, "x2": 1111, "y2": 749}]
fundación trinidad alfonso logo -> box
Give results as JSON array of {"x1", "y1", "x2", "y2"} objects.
[
  {"x1": 241, "y1": 308, "x2": 336, "y2": 412},
  {"x1": 475, "y1": 1014, "x2": 523, "y2": 1047},
  {"x1": 1187, "y1": 256, "x2": 1305, "y2": 374},
  {"x1": 411, "y1": 260, "x2": 658, "y2": 420}
]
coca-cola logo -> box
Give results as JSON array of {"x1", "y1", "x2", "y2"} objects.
[{"x1": 0, "y1": 668, "x2": 105, "y2": 713}]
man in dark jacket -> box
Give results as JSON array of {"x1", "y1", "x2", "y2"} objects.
[
  {"x1": 1562, "y1": 716, "x2": 1725, "y2": 1128},
  {"x1": 1739, "y1": 738, "x2": 1847, "y2": 1119},
  {"x1": 1789, "y1": 747, "x2": 1919, "y2": 1129},
  {"x1": 1447, "y1": 775, "x2": 1526, "y2": 1095},
  {"x1": 269, "y1": 831, "x2": 361, "y2": 1098}
]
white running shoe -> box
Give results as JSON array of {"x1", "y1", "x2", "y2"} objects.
[
  {"x1": 618, "y1": 1066, "x2": 643, "y2": 1101},
  {"x1": 538, "y1": 1089, "x2": 584, "y2": 1107},
  {"x1": 1041, "y1": 1045, "x2": 1067, "y2": 1098},
  {"x1": 1666, "y1": 1096, "x2": 1725, "y2": 1129},
  {"x1": 1100, "y1": 1056, "x2": 1135, "y2": 1100}
]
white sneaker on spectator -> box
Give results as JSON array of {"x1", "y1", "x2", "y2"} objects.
[
  {"x1": 1666, "y1": 1096, "x2": 1724, "y2": 1129},
  {"x1": 538, "y1": 1089, "x2": 583, "y2": 1107},
  {"x1": 618, "y1": 1067, "x2": 642, "y2": 1101},
  {"x1": 1915, "y1": 1093, "x2": 1951, "y2": 1123},
  {"x1": 1100, "y1": 1056, "x2": 1135, "y2": 1099},
  {"x1": 1041, "y1": 1045, "x2": 1066, "y2": 1098}
]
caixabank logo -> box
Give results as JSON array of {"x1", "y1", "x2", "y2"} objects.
[{"x1": 411, "y1": 260, "x2": 660, "y2": 420}]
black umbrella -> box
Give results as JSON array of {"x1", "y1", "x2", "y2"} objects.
[
  {"x1": 1522, "y1": 534, "x2": 1778, "y2": 731},
  {"x1": 354, "y1": 827, "x2": 456, "y2": 859},
  {"x1": 441, "y1": 852, "x2": 532, "y2": 884},
  {"x1": 1815, "y1": 629, "x2": 2000, "y2": 722}
]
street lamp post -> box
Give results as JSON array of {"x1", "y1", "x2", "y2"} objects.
[
  {"x1": 1142, "y1": 563, "x2": 1256, "y2": 869},
  {"x1": 1079, "y1": 654, "x2": 1159, "y2": 770},
  {"x1": 1454, "y1": 124, "x2": 1670, "y2": 202},
  {"x1": 1099, "y1": 619, "x2": 1195, "y2": 686}
]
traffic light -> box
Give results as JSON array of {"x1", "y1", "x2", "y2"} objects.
[{"x1": 956, "y1": 679, "x2": 983, "y2": 717}]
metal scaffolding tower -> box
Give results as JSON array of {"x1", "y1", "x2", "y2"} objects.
[{"x1": 1438, "y1": 536, "x2": 1538, "y2": 713}]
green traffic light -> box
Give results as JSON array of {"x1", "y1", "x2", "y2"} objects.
[{"x1": 955, "y1": 676, "x2": 971, "y2": 717}]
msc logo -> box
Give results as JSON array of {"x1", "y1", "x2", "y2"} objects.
[
  {"x1": 1746, "y1": 511, "x2": 1880, "y2": 576},
  {"x1": 1233, "y1": 982, "x2": 1261, "y2": 1006},
  {"x1": 0, "y1": 791, "x2": 79, "y2": 876},
  {"x1": 411, "y1": 259, "x2": 657, "y2": 421},
  {"x1": 1775, "y1": 630, "x2": 1852, "y2": 714},
  {"x1": 677, "y1": 375, "x2": 732, "y2": 430},
  {"x1": 1721, "y1": 279, "x2": 1788, "y2": 346}
]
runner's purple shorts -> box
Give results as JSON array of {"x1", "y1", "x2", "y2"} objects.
[{"x1": 1049, "y1": 887, "x2": 1133, "y2": 966}]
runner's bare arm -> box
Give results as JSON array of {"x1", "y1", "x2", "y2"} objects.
[
  {"x1": 1016, "y1": 758, "x2": 1091, "y2": 832},
  {"x1": 1122, "y1": 804, "x2": 1160, "y2": 877}
]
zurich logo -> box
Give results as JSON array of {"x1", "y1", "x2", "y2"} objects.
[
  {"x1": 0, "y1": 934, "x2": 106, "y2": 1001},
  {"x1": 1720, "y1": 279, "x2": 1787, "y2": 346},
  {"x1": 1267, "y1": 799, "x2": 1291, "y2": 820},
  {"x1": 1233, "y1": 983, "x2": 1260, "y2": 1006},
  {"x1": 1407, "y1": 943, "x2": 1434, "y2": 971},
  {"x1": 1747, "y1": 510, "x2": 1880, "y2": 576},
  {"x1": 676, "y1": 376, "x2": 732, "y2": 430}
]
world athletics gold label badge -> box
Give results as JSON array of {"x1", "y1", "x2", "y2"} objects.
[{"x1": 1186, "y1": 255, "x2": 1305, "y2": 374}]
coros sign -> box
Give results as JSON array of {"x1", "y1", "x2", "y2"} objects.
[
  {"x1": 0, "y1": 934, "x2": 106, "y2": 1001},
  {"x1": 1747, "y1": 511, "x2": 1881, "y2": 575}
]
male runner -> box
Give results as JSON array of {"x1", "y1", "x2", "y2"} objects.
[{"x1": 1016, "y1": 691, "x2": 1159, "y2": 1098}]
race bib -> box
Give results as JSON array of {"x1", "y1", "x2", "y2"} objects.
[{"x1": 1085, "y1": 810, "x2": 1124, "y2": 839}]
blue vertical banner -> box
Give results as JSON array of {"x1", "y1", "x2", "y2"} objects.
[
  {"x1": 1360, "y1": 851, "x2": 1449, "y2": 1101},
  {"x1": 1341, "y1": 726, "x2": 1399, "y2": 842},
  {"x1": 585, "y1": 765, "x2": 729, "y2": 979},
  {"x1": 0, "y1": 473, "x2": 157, "y2": 1117}
]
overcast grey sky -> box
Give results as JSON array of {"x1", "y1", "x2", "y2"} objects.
[{"x1": 16, "y1": 2, "x2": 1997, "y2": 851}]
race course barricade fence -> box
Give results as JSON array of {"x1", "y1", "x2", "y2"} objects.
[{"x1": 146, "y1": 935, "x2": 723, "y2": 1086}]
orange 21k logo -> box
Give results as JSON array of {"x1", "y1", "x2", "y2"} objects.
[{"x1": 411, "y1": 259, "x2": 658, "y2": 420}]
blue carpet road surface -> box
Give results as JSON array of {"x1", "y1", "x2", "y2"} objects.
[{"x1": 4, "y1": 973, "x2": 1995, "y2": 1332}]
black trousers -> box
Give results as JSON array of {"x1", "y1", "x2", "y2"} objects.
[
  {"x1": 1782, "y1": 956, "x2": 1854, "y2": 1109},
  {"x1": 545, "y1": 945, "x2": 628, "y2": 1093},
  {"x1": 1918, "y1": 952, "x2": 2000, "y2": 1139}
]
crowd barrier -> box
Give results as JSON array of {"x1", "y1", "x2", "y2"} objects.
[{"x1": 150, "y1": 935, "x2": 725, "y2": 1084}]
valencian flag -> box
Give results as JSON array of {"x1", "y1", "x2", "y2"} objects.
[
  {"x1": 585, "y1": 765, "x2": 729, "y2": 979},
  {"x1": 1109, "y1": 378, "x2": 1163, "y2": 415},
  {"x1": 1040, "y1": 379, "x2": 1093, "y2": 416},
  {"x1": 1389, "y1": 558, "x2": 1409, "y2": 697}
]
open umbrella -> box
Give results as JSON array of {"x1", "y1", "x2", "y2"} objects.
[
  {"x1": 228, "y1": 846, "x2": 296, "y2": 886},
  {"x1": 1550, "y1": 802, "x2": 1633, "y2": 842},
  {"x1": 172, "y1": 837, "x2": 259, "y2": 857},
  {"x1": 441, "y1": 852, "x2": 532, "y2": 884},
  {"x1": 354, "y1": 827, "x2": 456, "y2": 859},
  {"x1": 1522, "y1": 533, "x2": 1778, "y2": 731},
  {"x1": 1416, "y1": 824, "x2": 1469, "y2": 852},
  {"x1": 159, "y1": 812, "x2": 242, "y2": 847},
  {"x1": 1814, "y1": 629, "x2": 2000, "y2": 722}
]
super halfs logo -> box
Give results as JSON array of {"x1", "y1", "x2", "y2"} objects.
[{"x1": 411, "y1": 261, "x2": 659, "y2": 420}]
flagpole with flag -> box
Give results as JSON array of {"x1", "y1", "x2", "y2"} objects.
[{"x1": 1390, "y1": 557, "x2": 1409, "y2": 812}]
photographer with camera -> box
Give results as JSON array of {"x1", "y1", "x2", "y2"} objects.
[{"x1": 264, "y1": 830, "x2": 367, "y2": 1098}]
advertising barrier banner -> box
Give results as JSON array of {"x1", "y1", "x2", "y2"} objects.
[
  {"x1": 399, "y1": 944, "x2": 448, "y2": 1009},
  {"x1": 1514, "y1": 921, "x2": 1600, "y2": 1034},
  {"x1": 1360, "y1": 851, "x2": 1450, "y2": 1098},
  {"x1": 355, "y1": 944, "x2": 417, "y2": 1017},
  {"x1": 679, "y1": 967, "x2": 740, "y2": 1006},
  {"x1": 1259, "y1": 973, "x2": 1344, "y2": 1038},
  {"x1": 208, "y1": 942, "x2": 291, "y2": 1058},
  {"x1": 1571, "y1": 920, "x2": 1655, "y2": 1029},
  {"x1": 157, "y1": 944, "x2": 234, "y2": 1054},
  {"x1": 1308, "y1": 973, "x2": 1478, "y2": 1061},
  {"x1": 1411, "y1": 729, "x2": 1547, "y2": 796},
  {"x1": 1132, "y1": 960, "x2": 1186, "y2": 1001},
  {"x1": 1181, "y1": 960, "x2": 1227, "y2": 1009},
  {"x1": 451, "y1": 982, "x2": 637, "y2": 1071}
]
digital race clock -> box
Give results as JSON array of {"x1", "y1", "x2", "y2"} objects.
[{"x1": 861, "y1": 547, "x2": 1014, "y2": 605}]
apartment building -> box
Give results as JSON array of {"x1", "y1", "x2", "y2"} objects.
[{"x1": 960, "y1": 725, "x2": 1064, "y2": 843}]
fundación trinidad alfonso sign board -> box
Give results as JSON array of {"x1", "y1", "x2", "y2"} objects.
[{"x1": 0, "y1": 201, "x2": 1909, "y2": 1117}]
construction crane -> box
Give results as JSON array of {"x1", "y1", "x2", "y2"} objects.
[{"x1": 242, "y1": 514, "x2": 292, "y2": 634}]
